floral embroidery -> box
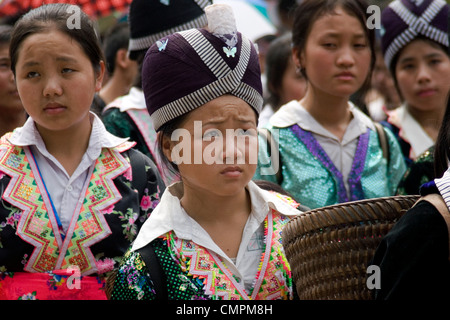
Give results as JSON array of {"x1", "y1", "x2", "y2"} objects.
[
  {"x1": 140, "y1": 187, "x2": 160, "y2": 219},
  {"x1": 140, "y1": 195, "x2": 153, "y2": 211},
  {"x1": 47, "y1": 274, "x2": 66, "y2": 290},
  {"x1": 0, "y1": 140, "x2": 131, "y2": 275},
  {"x1": 112, "y1": 212, "x2": 294, "y2": 300},
  {"x1": 111, "y1": 208, "x2": 140, "y2": 242},
  {"x1": 123, "y1": 165, "x2": 132, "y2": 181},
  {"x1": 0, "y1": 203, "x2": 21, "y2": 248},
  {"x1": 100, "y1": 204, "x2": 115, "y2": 215},
  {"x1": 18, "y1": 291, "x2": 37, "y2": 300},
  {"x1": 95, "y1": 256, "x2": 116, "y2": 274}
]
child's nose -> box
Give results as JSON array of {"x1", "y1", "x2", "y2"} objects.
[
  {"x1": 337, "y1": 47, "x2": 355, "y2": 67},
  {"x1": 43, "y1": 75, "x2": 63, "y2": 97},
  {"x1": 416, "y1": 64, "x2": 432, "y2": 84}
]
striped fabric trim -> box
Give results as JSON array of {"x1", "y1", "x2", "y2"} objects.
[
  {"x1": 193, "y1": 0, "x2": 211, "y2": 10},
  {"x1": 151, "y1": 30, "x2": 262, "y2": 130},
  {"x1": 384, "y1": 0, "x2": 448, "y2": 68},
  {"x1": 178, "y1": 29, "x2": 231, "y2": 78},
  {"x1": 128, "y1": 14, "x2": 208, "y2": 53},
  {"x1": 435, "y1": 169, "x2": 450, "y2": 210}
]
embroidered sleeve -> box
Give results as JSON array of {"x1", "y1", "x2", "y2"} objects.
[
  {"x1": 268, "y1": 191, "x2": 301, "y2": 209},
  {"x1": 110, "y1": 248, "x2": 156, "y2": 300}
]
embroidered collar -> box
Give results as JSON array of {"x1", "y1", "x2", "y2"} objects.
[
  {"x1": 7, "y1": 112, "x2": 130, "y2": 160},
  {"x1": 269, "y1": 100, "x2": 375, "y2": 142},
  {"x1": 131, "y1": 180, "x2": 300, "y2": 252},
  {"x1": 0, "y1": 131, "x2": 133, "y2": 275}
]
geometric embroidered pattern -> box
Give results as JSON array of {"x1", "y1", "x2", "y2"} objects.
[
  {"x1": 166, "y1": 210, "x2": 294, "y2": 300},
  {"x1": 0, "y1": 133, "x2": 132, "y2": 275}
]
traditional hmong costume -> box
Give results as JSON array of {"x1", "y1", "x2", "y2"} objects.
[
  {"x1": 254, "y1": 100, "x2": 407, "y2": 210},
  {"x1": 379, "y1": 0, "x2": 449, "y2": 166},
  {"x1": 110, "y1": 3, "x2": 296, "y2": 300},
  {"x1": 111, "y1": 181, "x2": 299, "y2": 300},
  {"x1": 0, "y1": 114, "x2": 165, "y2": 300}
]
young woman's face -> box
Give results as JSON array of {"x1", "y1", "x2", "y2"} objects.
[
  {"x1": 295, "y1": 6, "x2": 371, "y2": 99},
  {"x1": 0, "y1": 44, "x2": 22, "y2": 112},
  {"x1": 163, "y1": 95, "x2": 258, "y2": 197},
  {"x1": 14, "y1": 29, "x2": 104, "y2": 133},
  {"x1": 395, "y1": 39, "x2": 450, "y2": 113}
]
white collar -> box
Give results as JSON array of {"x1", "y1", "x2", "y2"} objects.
[
  {"x1": 8, "y1": 112, "x2": 130, "y2": 159},
  {"x1": 269, "y1": 100, "x2": 375, "y2": 142},
  {"x1": 131, "y1": 180, "x2": 300, "y2": 252},
  {"x1": 104, "y1": 87, "x2": 146, "y2": 113}
]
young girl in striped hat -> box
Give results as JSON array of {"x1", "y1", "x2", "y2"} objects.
[
  {"x1": 110, "y1": 3, "x2": 301, "y2": 300},
  {"x1": 381, "y1": 0, "x2": 450, "y2": 195}
]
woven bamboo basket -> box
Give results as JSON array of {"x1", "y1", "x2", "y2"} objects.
[{"x1": 282, "y1": 195, "x2": 420, "y2": 300}]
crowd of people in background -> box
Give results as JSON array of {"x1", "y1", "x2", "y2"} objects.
[{"x1": 0, "y1": 0, "x2": 449, "y2": 301}]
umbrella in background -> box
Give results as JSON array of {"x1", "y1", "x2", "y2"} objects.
[
  {"x1": 213, "y1": 0, "x2": 277, "y2": 42},
  {"x1": 0, "y1": 0, "x2": 132, "y2": 18}
]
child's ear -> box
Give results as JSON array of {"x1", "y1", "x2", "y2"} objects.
[
  {"x1": 116, "y1": 48, "x2": 130, "y2": 69},
  {"x1": 94, "y1": 61, "x2": 105, "y2": 92},
  {"x1": 161, "y1": 133, "x2": 175, "y2": 163},
  {"x1": 292, "y1": 47, "x2": 301, "y2": 69}
]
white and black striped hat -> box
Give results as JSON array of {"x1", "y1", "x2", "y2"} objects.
[
  {"x1": 128, "y1": 0, "x2": 211, "y2": 60},
  {"x1": 142, "y1": 4, "x2": 263, "y2": 131},
  {"x1": 381, "y1": 0, "x2": 449, "y2": 71}
]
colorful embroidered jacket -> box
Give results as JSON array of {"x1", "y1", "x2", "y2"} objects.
[
  {"x1": 254, "y1": 101, "x2": 407, "y2": 210},
  {"x1": 110, "y1": 182, "x2": 300, "y2": 300},
  {"x1": 0, "y1": 133, "x2": 165, "y2": 299}
]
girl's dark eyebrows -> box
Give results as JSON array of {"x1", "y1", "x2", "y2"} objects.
[
  {"x1": 22, "y1": 61, "x2": 39, "y2": 68},
  {"x1": 56, "y1": 56, "x2": 78, "y2": 63},
  {"x1": 22, "y1": 56, "x2": 78, "y2": 67},
  {"x1": 399, "y1": 52, "x2": 444, "y2": 64},
  {"x1": 318, "y1": 32, "x2": 366, "y2": 38}
]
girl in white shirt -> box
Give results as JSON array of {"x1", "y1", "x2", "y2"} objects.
[
  {"x1": 254, "y1": 0, "x2": 407, "y2": 209},
  {"x1": 0, "y1": 4, "x2": 164, "y2": 300}
]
